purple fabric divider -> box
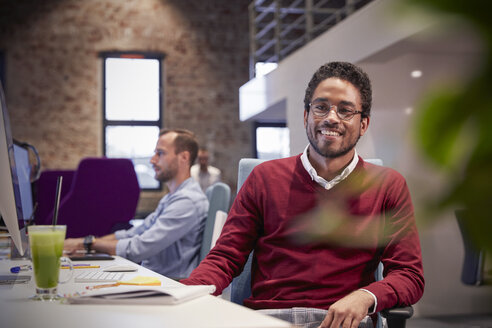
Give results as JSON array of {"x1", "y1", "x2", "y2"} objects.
[
  {"x1": 37, "y1": 157, "x2": 140, "y2": 238},
  {"x1": 34, "y1": 170, "x2": 75, "y2": 225}
]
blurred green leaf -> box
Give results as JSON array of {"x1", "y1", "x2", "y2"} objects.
[
  {"x1": 406, "y1": 0, "x2": 492, "y2": 253},
  {"x1": 415, "y1": 89, "x2": 475, "y2": 171}
]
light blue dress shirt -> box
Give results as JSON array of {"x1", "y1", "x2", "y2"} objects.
[{"x1": 114, "y1": 178, "x2": 209, "y2": 277}]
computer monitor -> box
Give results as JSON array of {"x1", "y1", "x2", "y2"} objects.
[{"x1": 0, "y1": 81, "x2": 26, "y2": 256}]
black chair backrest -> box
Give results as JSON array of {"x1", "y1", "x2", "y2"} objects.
[{"x1": 455, "y1": 209, "x2": 485, "y2": 285}]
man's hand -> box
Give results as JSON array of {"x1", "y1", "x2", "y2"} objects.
[
  {"x1": 64, "y1": 236, "x2": 117, "y2": 255},
  {"x1": 64, "y1": 237, "x2": 85, "y2": 254},
  {"x1": 319, "y1": 290, "x2": 374, "y2": 328}
]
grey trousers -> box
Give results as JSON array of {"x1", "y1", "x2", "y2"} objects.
[{"x1": 257, "y1": 307, "x2": 374, "y2": 328}]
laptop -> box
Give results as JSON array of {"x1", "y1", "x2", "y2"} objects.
[{"x1": 69, "y1": 251, "x2": 114, "y2": 261}]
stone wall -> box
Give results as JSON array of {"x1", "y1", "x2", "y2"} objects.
[{"x1": 0, "y1": 0, "x2": 252, "y2": 213}]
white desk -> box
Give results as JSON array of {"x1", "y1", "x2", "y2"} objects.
[{"x1": 0, "y1": 256, "x2": 291, "y2": 328}]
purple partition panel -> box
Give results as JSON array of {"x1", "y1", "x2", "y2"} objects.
[
  {"x1": 54, "y1": 157, "x2": 140, "y2": 238},
  {"x1": 34, "y1": 170, "x2": 75, "y2": 225}
]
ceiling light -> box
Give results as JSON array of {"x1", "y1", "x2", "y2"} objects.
[{"x1": 411, "y1": 70, "x2": 422, "y2": 78}]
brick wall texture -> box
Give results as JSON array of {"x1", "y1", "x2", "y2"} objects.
[{"x1": 0, "y1": 0, "x2": 252, "y2": 213}]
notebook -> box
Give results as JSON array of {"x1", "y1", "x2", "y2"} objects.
[{"x1": 66, "y1": 284, "x2": 216, "y2": 305}]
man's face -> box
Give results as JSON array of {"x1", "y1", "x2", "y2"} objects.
[
  {"x1": 150, "y1": 132, "x2": 179, "y2": 183},
  {"x1": 197, "y1": 150, "x2": 209, "y2": 168},
  {"x1": 304, "y1": 77, "x2": 369, "y2": 159}
]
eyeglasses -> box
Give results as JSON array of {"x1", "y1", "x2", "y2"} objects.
[{"x1": 309, "y1": 101, "x2": 362, "y2": 121}]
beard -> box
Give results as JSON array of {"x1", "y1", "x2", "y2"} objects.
[
  {"x1": 306, "y1": 123, "x2": 360, "y2": 158},
  {"x1": 156, "y1": 169, "x2": 177, "y2": 183},
  {"x1": 155, "y1": 159, "x2": 179, "y2": 183}
]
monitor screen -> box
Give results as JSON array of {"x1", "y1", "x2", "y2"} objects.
[
  {"x1": 13, "y1": 142, "x2": 34, "y2": 221},
  {"x1": 0, "y1": 81, "x2": 25, "y2": 255}
]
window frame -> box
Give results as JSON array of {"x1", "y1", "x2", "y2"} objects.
[{"x1": 100, "y1": 51, "x2": 165, "y2": 191}]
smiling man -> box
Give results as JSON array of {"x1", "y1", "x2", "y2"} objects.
[
  {"x1": 182, "y1": 62, "x2": 424, "y2": 328},
  {"x1": 64, "y1": 129, "x2": 209, "y2": 278}
]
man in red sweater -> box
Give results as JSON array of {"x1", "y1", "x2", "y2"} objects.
[{"x1": 182, "y1": 62, "x2": 424, "y2": 328}]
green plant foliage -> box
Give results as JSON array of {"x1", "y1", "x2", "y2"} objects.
[
  {"x1": 415, "y1": 88, "x2": 474, "y2": 171},
  {"x1": 409, "y1": 0, "x2": 492, "y2": 252}
]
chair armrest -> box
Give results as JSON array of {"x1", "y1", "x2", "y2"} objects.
[{"x1": 381, "y1": 306, "x2": 413, "y2": 328}]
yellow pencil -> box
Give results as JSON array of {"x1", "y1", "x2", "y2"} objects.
[
  {"x1": 61, "y1": 265, "x2": 100, "y2": 269},
  {"x1": 86, "y1": 282, "x2": 120, "y2": 290}
]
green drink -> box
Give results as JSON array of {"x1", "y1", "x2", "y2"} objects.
[{"x1": 28, "y1": 225, "x2": 71, "y2": 300}]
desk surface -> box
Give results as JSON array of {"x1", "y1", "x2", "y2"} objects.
[{"x1": 0, "y1": 256, "x2": 291, "y2": 328}]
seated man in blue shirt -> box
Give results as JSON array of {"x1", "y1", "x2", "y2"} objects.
[{"x1": 64, "y1": 129, "x2": 209, "y2": 277}]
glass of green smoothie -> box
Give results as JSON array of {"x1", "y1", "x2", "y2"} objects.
[{"x1": 28, "y1": 225, "x2": 73, "y2": 300}]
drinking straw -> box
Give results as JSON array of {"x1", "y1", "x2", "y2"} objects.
[{"x1": 52, "y1": 176, "x2": 63, "y2": 227}]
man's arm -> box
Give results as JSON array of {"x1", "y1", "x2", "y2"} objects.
[
  {"x1": 63, "y1": 207, "x2": 156, "y2": 255},
  {"x1": 115, "y1": 195, "x2": 206, "y2": 263},
  {"x1": 99, "y1": 234, "x2": 117, "y2": 241},
  {"x1": 321, "y1": 172, "x2": 424, "y2": 327},
  {"x1": 362, "y1": 176, "x2": 425, "y2": 312},
  {"x1": 64, "y1": 233, "x2": 116, "y2": 254},
  {"x1": 91, "y1": 237, "x2": 117, "y2": 255}
]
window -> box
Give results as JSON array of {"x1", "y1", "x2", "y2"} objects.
[
  {"x1": 255, "y1": 62, "x2": 277, "y2": 77},
  {"x1": 102, "y1": 52, "x2": 164, "y2": 190},
  {"x1": 254, "y1": 122, "x2": 290, "y2": 160}
]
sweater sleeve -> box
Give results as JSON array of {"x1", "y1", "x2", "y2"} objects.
[
  {"x1": 181, "y1": 168, "x2": 263, "y2": 294},
  {"x1": 362, "y1": 173, "x2": 425, "y2": 312}
]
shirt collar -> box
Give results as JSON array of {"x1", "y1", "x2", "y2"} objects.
[
  {"x1": 164, "y1": 177, "x2": 192, "y2": 199},
  {"x1": 301, "y1": 144, "x2": 359, "y2": 190}
]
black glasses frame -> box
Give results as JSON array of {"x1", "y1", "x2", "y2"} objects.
[{"x1": 309, "y1": 102, "x2": 362, "y2": 121}]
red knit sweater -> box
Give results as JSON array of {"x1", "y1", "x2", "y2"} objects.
[{"x1": 182, "y1": 155, "x2": 424, "y2": 312}]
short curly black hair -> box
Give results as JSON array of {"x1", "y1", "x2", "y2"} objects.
[{"x1": 304, "y1": 62, "x2": 372, "y2": 118}]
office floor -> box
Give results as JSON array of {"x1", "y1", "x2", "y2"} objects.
[{"x1": 406, "y1": 314, "x2": 492, "y2": 328}]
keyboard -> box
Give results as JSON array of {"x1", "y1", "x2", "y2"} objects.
[{"x1": 75, "y1": 270, "x2": 125, "y2": 283}]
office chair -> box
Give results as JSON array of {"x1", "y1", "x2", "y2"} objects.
[
  {"x1": 200, "y1": 182, "x2": 231, "y2": 261},
  {"x1": 455, "y1": 209, "x2": 491, "y2": 286},
  {"x1": 38, "y1": 157, "x2": 140, "y2": 238},
  {"x1": 230, "y1": 158, "x2": 413, "y2": 328},
  {"x1": 171, "y1": 182, "x2": 231, "y2": 281}
]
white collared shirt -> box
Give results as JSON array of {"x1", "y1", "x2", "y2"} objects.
[
  {"x1": 300, "y1": 144, "x2": 378, "y2": 313},
  {"x1": 300, "y1": 144, "x2": 359, "y2": 190}
]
